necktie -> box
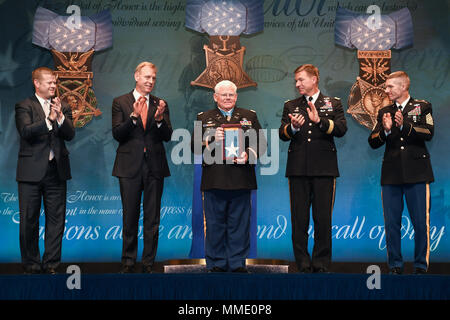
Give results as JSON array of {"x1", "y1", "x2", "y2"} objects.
[
  {"x1": 43, "y1": 100, "x2": 53, "y2": 130},
  {"x1": 140, "y1": 96, "x2": 148, "y2": 129},
  {"x1": 308, "y1": 96, "x2": 313, "y2": 102},
  {"x1": 43, "y1": 100, "x2": 55, "y2": 161}
]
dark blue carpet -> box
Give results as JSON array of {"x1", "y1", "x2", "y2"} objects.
[{"x1": 0, "y1": 273, "x2": 448, "y2": 300}]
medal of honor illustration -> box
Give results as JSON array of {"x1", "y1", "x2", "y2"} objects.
[
  {"x1": 185, "y1": 0, "x2": 263, "y2": 89},
  {"x1": 32, "y1": 7, "x2": 113, "y2": 127},
  {"x1": 335, "y1": 7, "x2": 413, "y2": 129}
]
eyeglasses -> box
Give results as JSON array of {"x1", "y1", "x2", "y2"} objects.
[{"x1": 217, "y1": 93, "x2": 236, "y2": 98}]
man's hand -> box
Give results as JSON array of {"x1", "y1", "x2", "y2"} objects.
[
  {"x1": 307, "y1": 101, "x2": 320, "y2": 124},
  {"x1": 154, "y1": 99, "x2": 166, "y2": 122},
  {"x1": 214, "y1": 127, "x2": 224, "y2": 142},
  {"x1": 131, "y1": 96, "x2": 146, "y2": 118},
  {"x1": 382, "y1": 112, "x2": 393, "y2": 131},
  {"x1": 394, "y1": 110, "x2": 403, "y2": 128},
  {"x1": 48, "y1": 97, "x2": 62, "y2": 122},
  {"x1": 234, "y1": 151, "x2": 248, "y2": 164},
  {"x1": 288, "y1": 113, "x2": 305, "y2": 129}
]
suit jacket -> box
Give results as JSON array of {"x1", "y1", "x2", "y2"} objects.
[
  {"x1": 15, "y1": 95, "x2": 75, "y2": 182},
  {"x1": 368, "y1": 97, "x2": 434, "y2": 185},
  {"x1": 193, "y1": 107, "x2": 266, "y2": 191},
  {"x1": 279, "y1": 93, "x2": 347, "y2": 177},
  {"x1": 112, "y1": 91, "x2": 172, "y2": 179}
]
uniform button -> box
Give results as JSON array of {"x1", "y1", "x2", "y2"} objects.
[
  {"x1": 400, "y1": 137, "x2": 404, "y2": 141},
  {"x1": 307, "y1": 138, "x2": 311, "y2": 142},
  {"x1": 325, "y1": 113, "x2": 328, "y2": 116},
  {"x1": 308, "y1": 131, "x2": 312, "y2": 134},
  {"x1": 423, "y1": 155, "x2": 426, "y2": 158},
  {"x1": 309, "y1": 123, "x2": 312, "y2": 126},
  {"x1": 400, "y1": 146, "x2": 404, "y2": 150}
]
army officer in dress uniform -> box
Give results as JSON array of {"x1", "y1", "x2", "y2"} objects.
[
  {"x1": 369, "y1": 71, "x2": 434, "y2": 275},
  {"x1": 192, "y1": 80, "x2": 266, "y2": 273},
  {"x1": 279, "y1": 64, "x2": 347, "y2": 273}
]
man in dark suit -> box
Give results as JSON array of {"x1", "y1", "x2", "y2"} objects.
[
  {"x1": 279, "y1": 64, "x2": 347, "y2": 273},
  {"x1": 369, "y1": 71, "x2": 434, "y2": 275},
  {"x1": 15, "y1": 67, "x2": 75, "y2": 274},
  {"x1": 112, "y1": 62, "x2": 172, "y2": 273},
  {"x1": 192, "y1": 80, "x2": 265, "y2": 273}
]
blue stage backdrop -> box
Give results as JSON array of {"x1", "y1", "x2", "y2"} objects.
[{"x1": 0, "y1": 0, "x2": 448, "y2": 263}]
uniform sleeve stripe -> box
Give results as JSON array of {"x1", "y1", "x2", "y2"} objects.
[
  {"x1": 283, "y1": 124, "x2": 291, "y2": 139},
  {"x1": 413, "y1": 127, "x2": 431, "y2": 135},
  {"x1": 326, "y1": 119, "x2": 334, "y2": 134}
]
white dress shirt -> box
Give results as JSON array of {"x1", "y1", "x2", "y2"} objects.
[{"x1": 35, "y1": 94, "x2": 65, "y2": 160}]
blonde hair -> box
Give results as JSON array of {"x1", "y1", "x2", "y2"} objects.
[
  {"x1": 387, "y1": 71, "x2": 410, "y2": 90},
  {"x1": 135, "y1": 61, "x2": 157, "y2": 74},
  {"x1": 294, "y1": 64, "x2": 320, "y2": 83},
  {"x1": 32, "y1": 67, "x2": 54, "y2": 82}
]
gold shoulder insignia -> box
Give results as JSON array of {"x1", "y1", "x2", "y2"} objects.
[
  {"x1": 250, "y1": 109, "x2": 256, "y2": 113},
  {"x1": 334, "y1": 97, "x2": 341, "y2": 100},
  {"x1": 426, "y1": 113, "x2": 434, "y2": 125},
  {"x1": 197, "y1": 112, "x2": 204, "y2": 115}
]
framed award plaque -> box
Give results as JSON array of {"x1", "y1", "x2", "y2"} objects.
[{"x1": 221, "y1": 124, "x2": 244, "y2": 161}]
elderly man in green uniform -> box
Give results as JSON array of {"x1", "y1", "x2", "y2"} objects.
[{"x1": 193, "y1": 80, "x2": 265, "y2": 273}]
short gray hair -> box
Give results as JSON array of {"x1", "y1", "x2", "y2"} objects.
[{"x1": 214, "y1": 80, "x2": 237, "y2": 93}]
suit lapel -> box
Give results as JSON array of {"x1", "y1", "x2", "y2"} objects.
[
  {"x1": 213, "y1": 107, "x2": 228, "y2": 125},
  {"x1": 127, "y1": 91, "x2": 147, "y2": 129},
  {"x1": 146, "y1": 95, "x2": 159, "y2": 129},
  {"x1": 315, "y1": 92, "x2": 325, "y2": 108},
  {"x1": 401, "y1": 97, "x2": 415, "y2": 116},
  {"x1": 31, "y1": 95, "x2": 46, "y2": 122},
  {"x1": 230, "y1": 108, "x2": 241, "y2": 123}
]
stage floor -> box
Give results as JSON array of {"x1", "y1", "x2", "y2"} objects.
[
  {"x1": 0, "y1": 273, "x2": 448, "y2": 300},
  {"x1": 0, "y1": 262, "x2": 448, "y2": 300}
]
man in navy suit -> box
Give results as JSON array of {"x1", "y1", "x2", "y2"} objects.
[
  {"x1": 15, "y1": 67, "x2": 75, "y2": 274},
  {"x1": 112, "y1": 62, "x2": 172, "y2": 273}
]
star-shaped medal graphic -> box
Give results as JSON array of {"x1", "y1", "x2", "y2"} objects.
[{"x1": 225, "y1": 141, "x2": 239, "y2": 157}]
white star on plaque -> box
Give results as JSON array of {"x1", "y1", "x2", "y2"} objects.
[{"x1": 225, "y1": 141, "x2": 239, "y2": 157}]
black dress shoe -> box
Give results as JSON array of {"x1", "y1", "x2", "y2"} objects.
[
  {"x1": 414, "y1": 268, "x2": 427, "y2": 275},
  {"x1": 142, "y1": 265, "x2": 153, "y2": 274},
  {"x1": 313, "y1": 267, "x2": 328, "y2": 273},
  {"x1": 232, "y1": 267, "x2": 249, "y2": 273},
  {"x1": 207, "y1": 266, "x2": 226, "y2": 273},
  {"x1": 389, "y1": 267, "x2": 403, "y2": 275},
  {"x1": 120, "y1": 265, "x2": 135, "y2": 274},
  {"x1": 24, "y1": 268, "x2": 41, "y2": 275},
  {"x1": 298, "y1": 267, "x2": 312, "y2": 273}
]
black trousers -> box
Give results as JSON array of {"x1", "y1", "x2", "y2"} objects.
[
  {"x1": 288, "y1": 176, "x2": 336, "y2": 271},
  {"x1": 119, "y1": 158, "x2": 164, "y2": 267},
  {"x1": 18, "y1": 160, "x2": 67, "y2": 272}
]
